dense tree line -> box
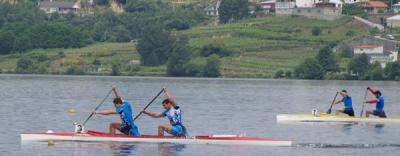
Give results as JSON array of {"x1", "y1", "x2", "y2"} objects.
[
  {"x1": 291, "y1": 45, "x2": 400, "y2": 81},
  {"x1": 0, "y1": 1, "x2": 207, "y2": 54}
]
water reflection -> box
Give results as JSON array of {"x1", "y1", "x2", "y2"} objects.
[
  {"x1": 158, "y1": 143, "x2": 186, "y2": 156},
  {"x1": 109, "y1": 144, "x2": 137, "y2": 156}
]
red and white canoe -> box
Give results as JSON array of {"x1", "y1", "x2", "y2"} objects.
[{"x1": 20, "y1": 130, "x2": 292, "y2": 146}]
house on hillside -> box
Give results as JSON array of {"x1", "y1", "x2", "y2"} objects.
[
  {"x1": 353, "y1": 45, "x2": 398, "y2": 67},
  {"x1": 204, "y1": 0, "x2": 221, "y2": 16},
  {"x1": 357, "y1": 1, "x2": 388, "y2": 14},
  {"x1": 392, "y1": 2, "x2": 400, "y2": 13},
  {"x1": 39, "y1": 0, "x2": 80, "y2": 15},
  {"x1": 342, "y1": 0, "x2": 367, "y2": 4},
  {"x1": 257, "y1": 0, "x2": 276, "y2": 14},
  {"x1": 387, "y1": 15, "x2": 400, "y2": 28}
]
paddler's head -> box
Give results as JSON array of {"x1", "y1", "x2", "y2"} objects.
[
  {"x1": 339, "y1": 90, "x2": 348, "y2": 97},
  {"x1": 113, "y1": 97, "x2": 123, "y2": 107},
  {"x1": 162, "y1": 99, "x2": 172, "y2": 109},
  {"x1": 375, "y1": 90, "x2": 382, "y2": 98}
]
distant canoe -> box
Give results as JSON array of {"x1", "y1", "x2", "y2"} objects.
[{"x1": 277, "y1": 114, "x2": 400, "y2": 123}]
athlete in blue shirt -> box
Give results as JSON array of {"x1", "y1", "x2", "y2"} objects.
[
  {"x1": 94, "y1": 84, "x2": 140, "y2": 136},
  {"x1": 142, "y1": 87, "x2": 187, "y2": 137},
  {"x1": 334, "y1": 90, "x2": 355, "y2": 116},
  {"x1": 365, "y1": 87, "x2": 386, "y2": 118}
]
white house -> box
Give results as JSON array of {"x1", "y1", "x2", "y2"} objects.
[
  {"x1": 393, "y1": 2, "x2": 400, "y2": 13},
  {"x1": 257, "y1": 0, "x2": 276, "y2": 14},
  {"x1": 342, "y1": 0, "x2": 368, "y2": 4},
  {"x1": 39, "y1": 0, "x2": 80, "y2": 15},
  {"x1": 353, "y1": 45, "x2": 383, "y2": 54},
  {"x1": 353, "y1": 45, "x2": 398, "y2": 67},
  {"x1": 205, "y1": 0, "x2": 221, "y2": 16}
]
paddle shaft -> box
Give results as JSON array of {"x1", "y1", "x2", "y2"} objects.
[
  {"x1": 82, "y1": 89, "x2": 113, "y2": 126},
  {"x1": 327, "y1": 91, "x2": 339, "y2": 114},
  {"x1": 360, "y1": 89, "x2": 368, "y2": 117},
  {"x1": 134, "y1": 88, "x2": 165, "y2": 121}
]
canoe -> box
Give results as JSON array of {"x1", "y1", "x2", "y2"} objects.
[
  {"x1": 20, "y1": 130, "x2": 292, "y2": 146},
  {"x1": 277, "y1": 114, "x2": 400, "y2": 123}
]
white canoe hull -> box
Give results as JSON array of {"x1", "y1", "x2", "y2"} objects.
[
  {"x1": 277, "y1": 114, "x2": 400, "y2": 123},
  {"x1": 21, "y1": 131, "x2": 292, "y2": 146}
]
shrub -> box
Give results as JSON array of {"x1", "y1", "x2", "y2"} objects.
[
  {"x1": 66, "y1": 65, "x2": 85, "y2": 75},
  {"x1": 274, "y1": 70, "x2": 285, "y2": 79},
  {"x1": 312, "y1": 27, "x2": 321, "y2": 36}
]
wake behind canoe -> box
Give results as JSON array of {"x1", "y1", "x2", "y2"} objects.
[
  {"x1": 20, "y1": 130, "x2": 292, "y2": 146},
  {"x1": 277, "y1": 114, "x2": 400, "y2": 123}
]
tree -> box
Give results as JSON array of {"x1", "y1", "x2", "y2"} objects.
[
  {"x1": 167, "y1": 37, "x2": 192, "y2": 76},
  {"x1": 316, "y1": 46, "x2": 339, "y2": 73},
  {"x1": 111, "y1": 63, "x2": 121, "y2": 76},
  {"x1": 368, "y1": 61, "x2": 384, "y2": 80},
  {"x1": 203, "y1": 54, "x2": 221, "y2": 77},
  {"x1": 312, "y1": 27, "x2": 321, "y2": 36},
  {"x1": 16, "y1": 57, "x2": 34, "y2": 74},
  {"x1": 274, "y1": 70, "x2": 285, "y2": 79},
  {"x1": 125, "y1": 0, "x2": 157, "y2": 13},
  {"x1": 294, "y1": 58, "x2": 324, "y2": 80},
  {"x1": 340, "y1": 47, "x2": 354, "y2": 58},
  {"x1": 219, "y1": 0, "x2": 250, "y2": 24},
  {"x1": 201, "y1": 43, "x2": 233, "y2": 57},
  {"x1": 348, "y1": 53, "x2": 370, "y2": 79},
  {"x1": 342, "y1": 4, "x2": 367, "y2": 18},
  {"x1": 384, "y1": 61, "x2": 400, "y2": 80},
  {"x1": 137, "y1": 26, "x2": 175, "y2": 66},
  {"x1": 94, "y1": 0, "x2": 108, "y2": 5}
]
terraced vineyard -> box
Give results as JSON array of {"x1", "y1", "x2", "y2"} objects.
[{"x1": 181, "y1": 16, "x2": 371, "y2": 78}]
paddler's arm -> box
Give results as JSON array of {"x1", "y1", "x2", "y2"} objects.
[
  {"x1": 142, "y1": 110, "x2": 163, "y2": 118},
  {"x1": 367, "y1": 86, "x2": 377, "y2": 95},
  {"x1": 112, "y1": 84, "x2": 123, "y2": 100},
  {"x1": 364, "y1": 99, "x2": 378, "y2": 104},
  {"x1": 334, "y1": 99, "x2": 342, "y2": 104},
  {"x1": 163, "y1": 86, "x2": 177, "y2": 107},
  {"x1": 94, "y1": 109, "x2": 118, "y2": 115}
]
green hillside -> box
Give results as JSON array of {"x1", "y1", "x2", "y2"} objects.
[
  {"x1": 0, "y1": 16, "x2": 371, "y2": 77},
  {"x1": 181, "y1": 16, "x2": 370, "y2": 77}
]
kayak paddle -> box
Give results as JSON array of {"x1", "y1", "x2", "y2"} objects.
[
  {"x1": 326, "y1": 91, "x2": 339, "y2": 114},
  {"x1": 82, "y1": 89, "x2": 113, "y2": 126},
  {"x1": 134, "y1": 88, "x2": 165, "y2": 121},
  {"x1": 359, "y1": 88, "x2": 368, "y2": 117}
]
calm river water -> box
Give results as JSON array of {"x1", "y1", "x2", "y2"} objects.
[{"x1": 0, "y1": 75, "x2": 399, "y2": 156}]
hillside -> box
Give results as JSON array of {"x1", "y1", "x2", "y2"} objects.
[
  {"x1": 181, "y1": 16, "x2": 371, "y2": 78},
  {"x1": 0, "y1": 16, "x2": 371, "y2": 77}
]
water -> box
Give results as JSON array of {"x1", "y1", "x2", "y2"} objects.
[{"x1": 1, "y1": 74, "x2": 400, "y2": 156}]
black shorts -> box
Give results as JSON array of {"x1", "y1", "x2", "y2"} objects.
[
  {"x1": 343, "y1": 108, "x2": 354, "y2": 116},
  {"x1": 119, "y1": 125, "x2": 131, "y2": 135},
  {"x1": 373, "y1": 110, "x2": 387, "y2": 118}
]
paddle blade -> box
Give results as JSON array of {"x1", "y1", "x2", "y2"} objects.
[{"x1": 326, "y1": 109, "x2": 332, "y2": 114}]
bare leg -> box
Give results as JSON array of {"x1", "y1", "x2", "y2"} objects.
[
  {"x1": 109, "y1": 122, "x2": 121, "y2": 134},
  {"x1": 336, "y1": 108, "x2": 344, "y2": 115},
  {"x1": 158, "y1": 124, "x2": 172, "y2": 136}
]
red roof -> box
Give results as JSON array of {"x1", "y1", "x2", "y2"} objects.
[
  {"x1": 367, "y1": 1, "x2": 388, "y2": 8},
  {"x1": 354, "y1": 45, "x2": 381, "y2": 49}
]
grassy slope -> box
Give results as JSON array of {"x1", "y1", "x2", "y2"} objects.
[
  {"x1": 0, "y1": 16, "x2": 370, "y2": 77},
  {"x1": 181, "y1": 16, "x2": 370, "y2": 78}
]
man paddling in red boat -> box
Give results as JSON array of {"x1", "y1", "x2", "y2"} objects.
[
  {"x1": 142, "y1": 87, "x2": 188, "y2": 137},
  {"x1": 364, "y1": 86, "x2": 387, "y2": 118},
  {"x1": 93, "y1": 84, "x2": 140, "y2": 136}
]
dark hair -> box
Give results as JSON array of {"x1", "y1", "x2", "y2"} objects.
[
  {"x1": 341, "y1": 90, "x2": 347, "y2": 93},
  {"x1": 375, "y1": 90, "x2": 382, "y2": 96},
  {"x1": 162, "y1": 99, "x2": 171, "y2": 105},
  {"x1": 113, "y1": 97, "x2": 123, "y2": 104}
]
